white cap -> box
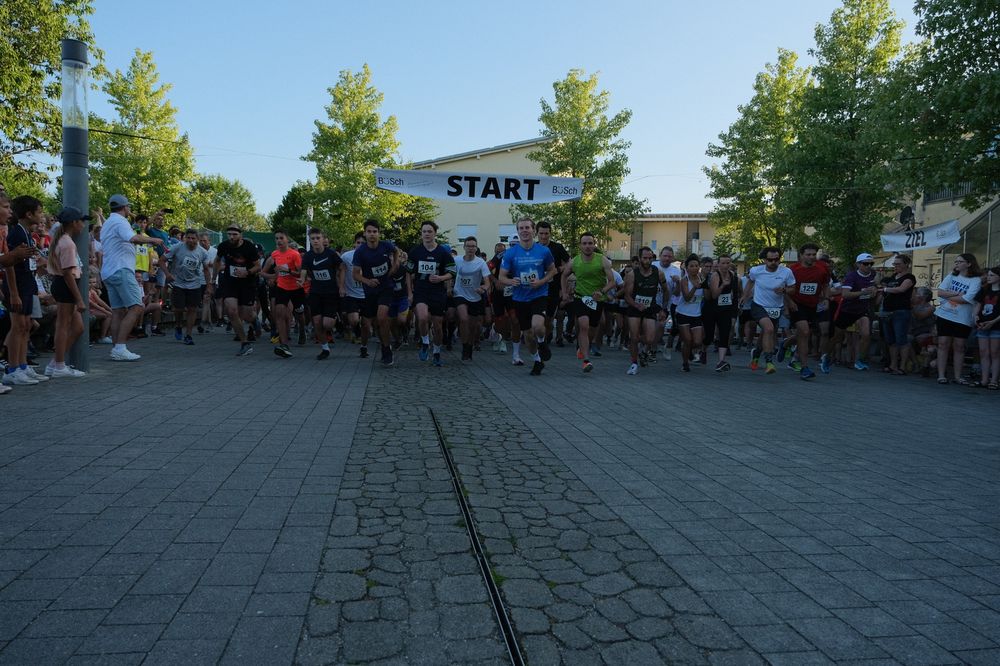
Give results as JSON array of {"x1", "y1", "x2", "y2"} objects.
[{"x1": 856, "y1": 253, "x2": 874, "y2": 263}]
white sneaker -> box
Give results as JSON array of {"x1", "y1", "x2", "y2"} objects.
[
  {"x1": 499, "y1": 341, "x2": 507, "y2": 354},
  {"x1": 627, "y1": 363, "x2": 638, "y2": 375},
  {"x1": 110, "y1": 348, "x2": 141, "y2": 362},
  {"x1": 96, "y1": 336, "x2": 113, "y2": 344},
  {"x1": 50, "y1": 366, "x2": 86, "y2": 378},
  {"x1": 2, "y1": 370, "x2": 39, "y2": 386},
  {"x1": 24, "y1": 367, "x2": 49, "y2": 382},
  {"x1": 0, "y1": 384, "x2": 11, "y2": 394}
]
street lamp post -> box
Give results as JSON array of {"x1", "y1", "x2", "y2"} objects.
[{"x1": 61, "y1": 38, "x2": 90, "y2": 370}]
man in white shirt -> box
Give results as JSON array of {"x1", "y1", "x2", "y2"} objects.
[
  {"x1": 741, "y1": 246, "x2": 796, "y2": 374},
  {"x1": 99, "y1": 194, "x2": 164, "y2": 361},
  {"x1": 653, "y1": 246, "x2": 682, "y2": 361}
]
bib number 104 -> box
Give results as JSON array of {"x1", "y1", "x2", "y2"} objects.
[{"x1": 904, "y1": 230, "x2": 926, "y2": 249}]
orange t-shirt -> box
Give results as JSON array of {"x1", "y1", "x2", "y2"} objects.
[{"x1": 271, "y1": 248, "x2": 301, "y2": 291}]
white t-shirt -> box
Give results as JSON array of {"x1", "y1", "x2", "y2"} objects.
[
  {"x1": 675, "y1": 275, "x2": 704, "y2": 317},
  {"x1": 935, "y1": 273, "x2": 981, "y2": 327},
  {"x1": 340, "y1": 249, "x2": 365, "y2": 299},
  {"x1": 748, "y1": 264, "x2": 795, "y2": 309},
  {"x1": 654, "y1": 261, "x2": 683, "y2": 306},
  {"x1": 99, "y1": 212, "x2": 137, "y2": 279},
  {"x1": 453, "y1": 256, "x2": 490, "y2": 302}
]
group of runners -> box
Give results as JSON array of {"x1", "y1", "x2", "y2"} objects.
[{"x1": 6, "y1": 190, "x2": 999, "y2": 391}]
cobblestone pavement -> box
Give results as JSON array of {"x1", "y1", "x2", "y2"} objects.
[{"x1": 0, "y1": 329, "x2": 998, "y2": 664}]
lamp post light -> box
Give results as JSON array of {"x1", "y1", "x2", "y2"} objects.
[{"x1": 61, "y1": 38, "x2": 90, "y2": 370}]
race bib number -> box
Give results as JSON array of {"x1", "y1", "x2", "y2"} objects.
[
  {"x1": 277, "y1": 263, "x2": 290, "y2": 276},
  {"x1": 28, "y1": 257, "x2": 37, "y2": 271},
  {"x1": 520, "y1": 270, "x2": 538, "y2": 284},
  {"x1": 313, "y1": 269, "x2": 331, "y2": 281},
  {"x1": 799, "y1": 282, "x2": 818, "y2": 295},
  {"x1": 137, "y1": 246, "x2": 148, "y2": 256},
  {"x1": 372, "y1": 262, "x2": 388, "y2": 277},
  {"x1": 765, "y1": 307, "x2": 782, "y2": 319},
  {"x1": 582, "y1": 296, "x2": 598, "y2": 310},
  {"x1": 718, "y1": 293, "x2": 732, "y2": 307},
  {"x1": 502, "y1": 285, "x2": 514, "y2": 297},
  {"x1": 984, "y1": 304, "x2": 994, "y2": 316},
  {"x1": 817, "y1": 300, "x2": 829, "y2": 313},
  {"x1": 182, "y1": 256, "x2": 199, "y2": 270},
  {"x1": 859, "y1": 290, "x2": 872, "y2": 300},
  {"x1": 634, "y1": 295, "x2": 652, "y2": 308},
  {"x1": 229, "y1": 265, "x2": 244, "y2": 278},
  {"x1": 460, "y1": 276, "x2": 474, "y2": 288},
  {"x1": 418, "y1": 260, "x2": 436, "y2": 275}
]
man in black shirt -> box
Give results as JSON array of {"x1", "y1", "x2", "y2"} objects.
[
  {"x1": 301, "y1": 228, "x2": 343, "y2": 360},
  {"x1": 407, "y1": 221, "x2": 455, "y2": 366},
  {"x1": 537, "y1": 221, "x2": 570, "y2": 346},
  {"x1": 214, "y1": 225, "x2": 260, "y2": 356}
]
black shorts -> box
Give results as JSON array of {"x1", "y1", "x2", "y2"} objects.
[
  {"x1": 309, "y1": 292, "x2": 340, "y2": 318},
  {"x1": 514, "y1": 298, "x2": 547, "y2": 331},
  {"x1": 546, "y1": 292, "x2": 562, "y2": 318},
  {"x1": 935, "y1": 316, "x2": 972, "y2": 340},
  {"x1": 172, "y1": 286, "x2": 203, "y2": 310},
  {"x1": 492, "y1": 291, "x2": 513, "y2": 318},
  {"x1": 674, "y1": 312, "x2": 703, "y2": 328},
  {"x1": 362, "y1": 288, "x2": 394, "y2": 319},
  {"x1": 341, "y1": 296, "x2": 364, "y2": 315},
  {"x1": 219, "y1": 278, "x2": 256, "y2": 307},
  {"x1": 669, "y1": 304, "x2": 679, "y2": 335},
  {"x1": 739, "y1": 308, "x2": 753, "y2": 326},
  {"x1": 275, "y1": 287, "x2": 305, "y2": 307},
  {"x1": 750, "y1": 303, "x2": 782, "y2": 324},
  {"x1": 413, "y1": 290, "x2": 447, "y2": 317},
  {"x1": 51, "y1": 275, "x2": 78, "y2": 304},
  {"x1": 2, "y1": 275, "x2": 37, "y2": 315},
  {"x1": 626, "y1": 303, "x2": 660, "y2": 320},
  {"x1": 789, "y1": 304, "x2": 818, "y2": 326},
  {"x1": 571, "y1": 298, "x2": 603, "y2": 328},
  {"x1": 834, "y1": 309, "x2": 869, "y2": 330},
  {"x1": 454, "y1": 297, "x2": 485, "y2": 317}
]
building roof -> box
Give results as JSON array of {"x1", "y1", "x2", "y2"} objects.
[
  {"x1": 412, "y1": 138, "x2": 548, "y2": 168},
  {"x1": 639, "y1": 213, "x2": 709, "y2": 222}
]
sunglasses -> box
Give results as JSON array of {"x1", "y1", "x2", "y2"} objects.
[
  {"x1": 765, "y1": 258, "x2": 780, "y2": 262},
  {"x1": 861, "y1": 262, "x2": 874, "y2": 266}
]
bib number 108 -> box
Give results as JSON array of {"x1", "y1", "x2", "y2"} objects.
[{"x1": 904, "y1": 230, "x2": 926, "y2": 249}]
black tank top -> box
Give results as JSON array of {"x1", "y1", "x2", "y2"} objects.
[
  {"x1": 632, "y1": 268, "x2": 659, "y2": 300},
  {"x1": 712, "y1": 270, "x2": 737, "y2": 310}
]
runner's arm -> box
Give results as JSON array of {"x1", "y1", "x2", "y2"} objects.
[
  {"x1": 599, "y1": 257, "x2": 615, "y2": 298},
  {"x1": 623, "y1": 271, "x2": 638, "y2": 309},
  {"x1": 560, "y1": 261, "x2": 574, "y2": 301}
]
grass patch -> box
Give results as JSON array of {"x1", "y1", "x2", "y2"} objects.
[{"x1": 491, "y1": 571, "x2": 507, "y2": 586}]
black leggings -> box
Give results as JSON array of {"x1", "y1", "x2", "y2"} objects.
[{"x1": 703, "y1": 308, "x2": 734, "y2": 349}]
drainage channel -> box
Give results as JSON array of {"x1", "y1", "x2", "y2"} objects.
[{"x1": 429, "y1": 407, "x2": 526, "y2": 666}]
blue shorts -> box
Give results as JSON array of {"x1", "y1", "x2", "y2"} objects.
[
  {"x1": 977, "y1": 329, "x2": 1000, "y2": 340},
  {"x1": 389, "y1": 297, "x2": 410, "y2": 318},
  {"x1": 104, "y1": 267, "x2": 143, "y2": 309},
  {"x1": 881, "y1": 309, "x2": 911, "y2": 346}
]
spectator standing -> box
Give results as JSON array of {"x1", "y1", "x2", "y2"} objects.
[
  {"x1": 45, "y1": 207, "x2": 90, "y2": 377},
  {"x1": 879, "y1": 254, "x2": 916, "y2": 375},
  {"x1": 935, "y1": 253, "x2": 981, "y2": 384},
  {"x1": 974, "y1": 266, "x2": 1000, "y2": 389}
]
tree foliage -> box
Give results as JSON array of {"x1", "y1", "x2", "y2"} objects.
[
  {"x1": 269, "y1": 180, "x2": 316, "y2": 244},
  {"x1": 305, "y1": 64, "x2": 434, "y2": 242},
  {"x1": 89, "y1": 49, "x2": 194, "y2": 215},
  {"x1": 783, "y1": 0, "x2": 908, "y2": 263},
  {"x1": 512, "y1": 69, "x2": 647, "y2": 248},
  {"x1": 0, "y1": 0, "x2": 103, "y2": 191},
  {"x1": 183, "y1": 173, "x2": 264, "y2": 232},
  {"x1": 900, "y1": 1, "x2": 1000, "y2": 207},
  {"x1": 704, "y1": 49, "x2": 812, "y2": 258}
]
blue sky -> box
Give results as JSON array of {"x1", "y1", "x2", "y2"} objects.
[{"x1": 85, "y1": 0, "x2": 917, "y2": 216}]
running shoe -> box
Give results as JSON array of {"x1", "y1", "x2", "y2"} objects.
[
  {"x1": 110, "y1": 348, "x2": 141, "y2": 362},
  {"x1": 498, "y1": 341, "x2": 507, "y2": 354},
  {"x1": 237, "y1": 342, "x2": 253, "y2": 357},
  {"x1": 663, "y1": 349, "x2": 671, "y2": 361},
  {"x1": 582, "y1": 361, "x2": 593, "y2": 373},
  {"x1": 719, "y1": 361, "x2": 732, "y2": 372},
  {"x1": 360, "y1": 346, "x2": 369, "y2": 358},
  {"x1": 627, "y1": 363, "x2": 638, "y2": 375},
  {"x1": 765, "y1": 362, "x2": 777, "y2": 374},
  {"x1": 2, "y1": 370, "x2": 38, "y2": 386},
  {"x1": 183, "y1": 335, "x2": 195, "y2": 346},
  {"x1": 714, "y1": 361, "x2": 726, "y2": 373},
  {"x1": 96, "y1": 336, "x2": 113, "y2": 344},
  {"x1": 538, "y1": 341, "x2": 552, "y2": 362},
  {"x1": 317, "y1": 349, "x2": 330, "y2": 360},
  {"x1": 197, "y1": 325, "x2": 206, "y2": 334},
  {"x1": 174, "y1": 327, "x2": 183, "y2": 341},
  {"x1": 150, "y1": 327, "x2": 165, "y2": 337},
  {"x1": 577, "y1": 348, "x2": 584, "y2": 360},
  {"x1": 419, "y1": 342, "x2": 430, "y2": 362},
  {"x1": 639, "y1": 351, "x2": 648, "y2": 367},
  {"x1": 820, "y1": 353, "x2": 831, "y2": 374},
  {"x1": 23, "y1": 367, "x2": 49, "y2": 382},
  {"x1": 382, "y1": 347, "x2": 394, "y2": 367},
  {"x1": 530, "y1": 360, "x2": 544, "y2": 376},
  {"x1": 787, "y1": 359, "x2": 802, "y2": 372},
  {"x1": 776, "y1": 338, "x2": 787, "y2": 362},
  {"x1": 49, "y1": 366, "x2": 86, "y2": 378},
  {"x1": 800, "y1": 366, "x2": 816, "y2": 380},
  {"x1": 512, "y1": 357, "x2": 525, "y2": 366},
  {"x1": 750, "y1": 357, "x2": 759, "y2": 371},
  {"x1": 853, "y1": 360, "x2": 869, "y2": 371},
  {"x1": 590, "y1": 345, "x2": 602, "y2": 358},
  {"x1": 432, "y1": 353, "x2": 443, "y2": 367},
  {"x1": 274, "y1": 344, "x2": 293, "y2": 359}
]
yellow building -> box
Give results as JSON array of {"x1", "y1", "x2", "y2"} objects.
[
  {"x1": 884, "y1": 189, "x2": 1000, "y2": 287},
  {"x1": 413, "y1": 138, "x2": 548, "y2": 247},
  {"x1": 606, "y1": 213, "x2": 713, "y2": 263}
]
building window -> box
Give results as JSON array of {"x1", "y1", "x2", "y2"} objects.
[
  {"x1": 498, "y1": 224, "x2": 515, "y2": 243},
  {"x1": 457, "y1": 224, "x2": 477, "y2": 241},
  {"x1": 650, "y1": 239, "x2": 657, "y2": 251}
]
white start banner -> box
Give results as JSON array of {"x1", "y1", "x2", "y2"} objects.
[
  {"x1": 880, "y1": 219, "x2": 961, "y2": 252},
  {"x1": 374, "y1": 168, "x2": 584, "y2": 203}
]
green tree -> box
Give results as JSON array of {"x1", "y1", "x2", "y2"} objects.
[
  {"x1": 89, "y1": 49, "x2": 194, "y2": 215},
  {"x1": 0, "y1": 0, "x2": 103, "y2": 191},
  {"x1": 183, "y1": 174, "x2": 265, "y2": 232},
  {"x1": 305, "y1": 64, "x2": 433, "y2": 237},
  {"x1": 511, "y1": 69, "x2": 647, "y2": 248},
  {"x1": 784, "y1": 0, "x2": 908, "y2": 262},
  {"x1": 704, "y1": 49, "x2": 812, "y2": 258},
  {"x1": 901, "y1": 1, "x2": 999, "y2": 207},
  {"x1": 270, "y1": 180, "x2": 317, "y2": 244}
]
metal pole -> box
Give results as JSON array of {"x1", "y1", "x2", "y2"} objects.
[{"x1": 62, "y1": 39, "x2": 90, "y2": 370}]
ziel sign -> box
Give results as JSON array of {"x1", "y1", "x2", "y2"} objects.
[{"x1": 374, "y1": 168, "x2": 584, "y2": 203}]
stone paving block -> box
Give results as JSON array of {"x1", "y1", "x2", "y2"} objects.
[{"x1": 76, "y1": 623, "x2": 165, "y2": 654}]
